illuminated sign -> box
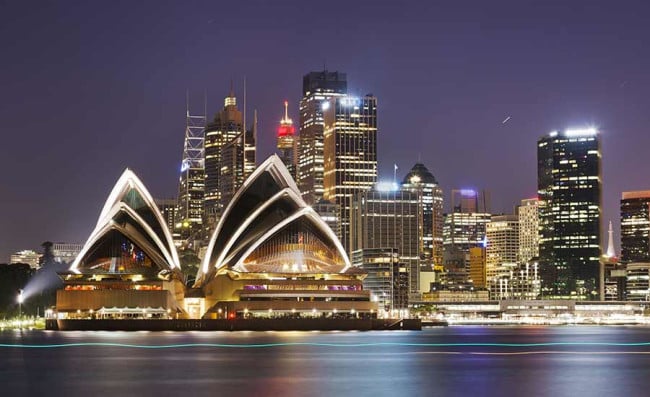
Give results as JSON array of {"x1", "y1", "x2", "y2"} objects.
[{"x1": 277, "y1": 125, "x2": 295, "y2": 137}]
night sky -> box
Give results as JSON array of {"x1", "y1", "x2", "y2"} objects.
[{"x1": 1, "y1": 0, "x2": 649, "y2": 261}]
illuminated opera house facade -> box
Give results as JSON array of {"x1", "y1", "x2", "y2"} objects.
[{"x1": 56, "y1": 156, "x2": 376, "y2": 320}]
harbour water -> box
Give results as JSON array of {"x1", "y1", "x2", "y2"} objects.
[{"x1": 2, "y1": 326, "x2": 650, "y2": 396}]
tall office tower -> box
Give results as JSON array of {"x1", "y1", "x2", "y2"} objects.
[
  {"x1": 486, "y1": 214, "x2": 520, "y2": 283},
  {"x1": 323, "y1": 94, "x2": 378, "y2": 252},
  {"x1": 218, "y1": 111, "x2": 257, "y2": 215},
  {"x1": 518, "y1": 198, "x2": 539, "y2": 263},
  {"x1": 219, "y1": 135, "x2": 245, "y2": 211},
  {"x1": 204, "y1": 88, "x2": 243, "y2": 225},
  {"x1": 402, "y1": 163, "x2": 444, "y2": 267},
  {"x1": 176, "y1": 105, "x2": 206, "y2": 238},
  {"x1": 620, "y1": 190, "x2": 650, "y2": 263},
  {"x1": 298, "y1": 70, "x2": 347, "y2": 204},
  {"x1": 443, "y1": 189, "x2": 491, "y2": 280},
  {"x1": 244, "y1": 110, "x2": 257, "y2": 177},
  {"x1": 154, "y1": 198, "x2": 178, "y2": 233},
  {"x1": 277, "y1": 101, "x2": 298, "y2": 178},
  {"x1": 451, "y1": 188, "x2": 490, "y2": 213},
  {"x1": 537, "y1": 128, "x2": 602, "y2": 299},
  {"x1": 351, "y1": 189, "x2": 419, "y2": 294}
]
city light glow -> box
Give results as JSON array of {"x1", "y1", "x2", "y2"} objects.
[
  {"x1": 564, "y1": 127, "x2": 598, "y2": 137},
  {"x1": 376, "y1": 181, "x2": 399, "y2": 192}
]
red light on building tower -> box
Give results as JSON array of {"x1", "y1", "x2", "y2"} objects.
[
  {"x1": 277, "y1": 100, "x2": 295, "y2": 137},
  {"x1": 277, "y1": 100, "x2": 297, "y2": 178}
]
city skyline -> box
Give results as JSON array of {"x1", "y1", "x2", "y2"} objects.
[{"x1": 2, "y1": 1, "x2": 650, "y2": 261}]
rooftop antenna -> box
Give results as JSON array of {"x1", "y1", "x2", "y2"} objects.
[
  {"x1": 186, "y1": 89, "x2": 189, "y2": 117},
  {"x1": 393, "y1": 163, "x2": 398, "y2": 186},
  {"x1": 606, "y1": 221, "x2": 616, "y2": 258},
  {"x1": 253, "y1": 109, "x2": 258, "y2": 142}
]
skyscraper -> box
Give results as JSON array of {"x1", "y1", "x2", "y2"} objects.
[
  {"x1": 620, "y1": 190, "x2": 650, "y2": 263},
  {"x1": 176, "y1": 106, "x2": 206, "y2": 238},
  {"x1": 351, "y1": 188, "x2": 419, "y2": 294},
  {"x1": 204, "y1": 88, "x2": 243, "y2": 224},
  {"x1": 297, "y1": 70, "x2": 347, "y2": 204},
  {"x1": 243, "y1": 110, "x2": 257, "y2": 178},
  {"x1": 402, "y1": 163, "x2": 444, "y2": 267},
  {"x1": 537, "y1": 128, "x2": 602, "y2": 299},
  {"x1": 219, "y1": 118, "x2": 257, "y2": 213},
  {"x1": 277, "y1": 101, "x2": 297, "y2": 178},
  {"x1": 518, "y1": 198, "x2": 539, "y2": 263},
  {"x1": 323, "y1": 94, "x2": 378, "y2": 252}
]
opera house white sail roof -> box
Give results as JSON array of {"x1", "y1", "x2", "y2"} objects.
[
  {"x1": 198, "y1": 155, "x2": 350, "y2": 284},
  {"x1": 70, "y1": 169, "x2": 181, "y2": 275}
]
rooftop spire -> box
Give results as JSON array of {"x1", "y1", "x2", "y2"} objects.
[{"x1": 606, "y1": 221, "x2": 616, "y2": 258}]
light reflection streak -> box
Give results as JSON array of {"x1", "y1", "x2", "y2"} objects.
[{"x1": 2, "y1": 342, "x2": 650, "y2": 349}]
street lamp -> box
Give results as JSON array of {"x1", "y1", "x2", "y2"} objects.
[{"x1": 17, "y1": 289, "x2": 24, "y2": 318}]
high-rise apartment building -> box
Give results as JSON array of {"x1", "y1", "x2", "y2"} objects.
[
  {"x1": 323, "y1": 94, "x2": 378, "y2": 252},
  {"x1": 537, "y1": 128, "x2": 602, "y2": 299},
  {"x1": 277, "y1": 101, "x2": 297, "y2": 178},
  {"x1": 204, "y1": 88, "x2": 243, "y2": 223},
  {"x1": 486, "y1": 214, "x2": 520, "y2": 283},
  {"x1": 620, "y1": 190, "x2": 650, "y2": 263},
  {"x1": 351, "y1": 189, "x2": 419, "y2": 294},
  {"x1": 297, "y1": 70, "x2": 347, "y2": 204},
  {"x1": 402, "y1": 163, "x2": 444, "y2": 267},
  {"x1": 518, "y1": 198, "x2": 539, "y2": 263}
]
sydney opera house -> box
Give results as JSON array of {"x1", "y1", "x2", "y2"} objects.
[{"x1": 55, "y1": 156, "x2": 377, "y2": 322}]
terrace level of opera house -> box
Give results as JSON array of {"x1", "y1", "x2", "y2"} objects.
[{"x1": 55, "y1": 155, "x2": 377, "y2": 321}]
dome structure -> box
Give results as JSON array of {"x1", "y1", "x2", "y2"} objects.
[
  {"x1": 198, "y1": 155, "x2": 350, "y2": 283},
  {"x1": 402, "y1": 162, "x2": 438, "y2": 186},
  {"x1": 70, "y1": 169, "x2": 181, "y2": 274}
]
